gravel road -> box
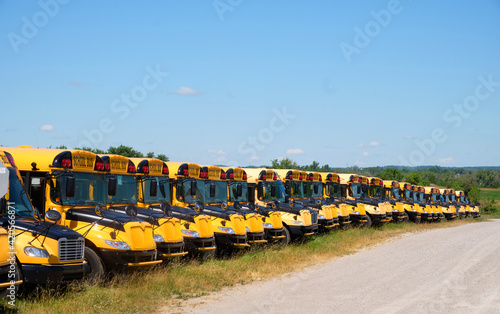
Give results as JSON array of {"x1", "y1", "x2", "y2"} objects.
[{"x1": 166, "y1": 220, "x2": 500, "y2": 313}]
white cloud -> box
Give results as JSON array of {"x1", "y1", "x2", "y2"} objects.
[
  {"x1": 358, "y1": 143, "x2": 365, "y2": 147},
  {"x1": 250, "y1": 156, "x2": 259, "y2": 161},
  {"x1": 208, "y1": 149, "x2": 226, "y2": 155},
  {"x1": 361, "y1": 151, "x2": 370, "y2": 156},
  {"x1": 437, "y1": 157, "x2": 454, "y2": 164},
  {"x1": 215, "y1": 155, "x2": 227, "y2": 162},
  {"x1": 286, "y1": 148, "x2": 304, "y2": 154},
  {"x1": 369, "y1": 141, "x2": 380, "y2": 147},
  {"x1": 173, "y1": 86, "x2": 200, "y2": 95},
  {"x1": 354, "y1": 160, "x2": 365, "y2": 166},
  {"x1": 40, "y1": 125, "x2": 54, "y2": 131},
  {"x1": 405, "y1": 135, "x2": 414, "y2": 139}
]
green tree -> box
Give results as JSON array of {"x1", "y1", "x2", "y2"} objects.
[
  {"x1": 146, "y1": 152, "x2": 155, "y2": 158},
  {"x1": 476, "y1": 170, "x2": 496, "y2": 187},
  {"x1": 468, "y1": 187, "x2": 481, "y2": 203},
  {"x1": 377, "y1": 168, "x2": 404, "y2": 181},
  {"x1": 405, "y1": 172, "x2": 421, "y2": 185},
  {"x1": 107, "y1": 145, "x2": 144, "y2": 158},
  {"x1": 55, "y1": 145, "x2": 67, "y2": 149},
  {"x1": 75, "y1": 146, "x2": 106, "y2": 154},
  {"x1": 270, "y1": 158, "x2": 299, "y2": 169},
  {"x1": 156, "y1": 154, "x2": 169, "y2": 162}
]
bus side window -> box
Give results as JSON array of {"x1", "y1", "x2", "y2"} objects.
[
  {"x1": 341, "y1": 185, "x2": 347, "y2": 198},
  {"x1": 257, "y1": 182, "x2": 263, "y2": 199}
]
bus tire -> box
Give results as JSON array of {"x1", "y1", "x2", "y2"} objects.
[
  {"x1": 279, "y1": 227, "x2": 291, "y2": 246},
  {"x1": 364, "y1": 215, "x2": 372, "y2": 228},
  {"x1": 84, "y1": 247, "x2": 105, "y2": 283},
  {"x1": 414, "y1": 215, "x2": 421, "y2": 224},
  {"x1": 0, "y1": 260, "x2": 22, "y2": 298},
  {"x1": 403, "y1": 212, "x2": 409, "y2": 223}
]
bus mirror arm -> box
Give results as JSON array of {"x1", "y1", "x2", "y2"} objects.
[
  {"x1": 66, "y1": 176, "x2": 75, "y2": 198},
  {"x1": 150, "y1": 180, "x2": 158, "y2": 197},
  {"x1": 108, "y1": 177, "x2": 117, "y2": 196}
]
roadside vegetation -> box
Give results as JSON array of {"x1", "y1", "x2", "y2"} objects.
[{"x1": 2, "y1": 219, "x2": 478, "y2": 314}]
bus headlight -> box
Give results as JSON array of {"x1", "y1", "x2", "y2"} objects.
[
  {"x1": 393, "y1": 209, "x2": 398, "y2": 212},
  {"x1": 262, "y1": 223, "x2": 273, "y2": 229},
  {"x1": 181, "y1": 229, "x2": 199, "y2": 237},
  {"x1": 105, "y1": 240, "x2": 130, "y2": 250},
  {"x1": 24, "y1": 246, "x2": 50, "y2": 258},
  {"x1": 289, "y1": 220, "x2": 304, "y2": 226},
  {"x1": 351, "y1": 211, "x2": 360, "y2": 215},
  {"x1": 245, "y1": 227, "x2": 250, "y2": 233},
  {"x1": 218, "y1": 226, "x2": 235, "y2": 234},
  {"x1": 154, "y1": 234, "x2": 165, "y2": 242}
]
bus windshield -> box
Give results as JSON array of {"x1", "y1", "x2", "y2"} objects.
[
  {"x1": 289, "y1": 181, "x2": 304, "y2": 198},
  {"x1": 2, "y1": 168, "x2": 34, "y2": 218},
  {"x1": 403, "y1": 189, "x2": 411, "y2": 200},
  {"x1": 351, "y1": 183, "x2": 361, "y2": 197},
  {"x1": 108, "y1": 174, "x2": 137, "y2": 205},
  {"x1": 369, "y1": 186, "x2": 383, "y2": 198},
  {"x1": 326, "y1": 182, "x2": 341, "y2": 197},
  {"x1": 141, "y1": 176, "x2": 170, "y2": 204},
  {"x1": 177, "y1": 178, "x2": 205, "y2": 204},
  {"x1": 204, "y1": 180, "x2": 228, "y2": 204},
  {"x1": 56, "y1": 171, "x2": 107, "y2": 206},
  {"x1": 258, "y1": 181, "x2": 286, "y2": 202},
  {"x1": 304, "y1": 182, "x2": 322, "y2": 198},
  {"x1": 432, "y1": 193, "x2": 438, "y2": 202},
  {"x1": 228, "y1": 181, "x2": 248, "y2": 202},
  {"x1": 391, "y1": 187, "x2": 400, "y2": 199}
]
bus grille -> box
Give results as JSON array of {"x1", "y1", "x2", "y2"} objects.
[
  {"x1": 310, "y1": 211, "x2": 318, "y2": 224},
  {"x1": 58, "y1": 237, "x2": 85, "y2": 262}
]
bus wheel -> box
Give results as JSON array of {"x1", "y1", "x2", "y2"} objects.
[
  {"x1": 414, "y1": 215, "x2": 421, "y2": 224},
  {"x1": 279, "y1": 227, "x2": 291, "y2": 246},
  {"x1": 84, "y1": 247, "x2": 105, "y2": 283},
  {"x1": 363, "y1": 215, "x2": 372, "y2": 228},
  {"x1": 403, "y1": 212, "x2": 409, "y2": 223},
  {"x1": 0, "y1": 260, "x2": 22, "y2": 298}
]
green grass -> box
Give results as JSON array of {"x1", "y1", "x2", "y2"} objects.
[
  {"x1": 479, "y1": 188, "x2": 500, "y2": 214},
  {"x1": 0, "y1": 220, "x2": 477, "y2": 313}
]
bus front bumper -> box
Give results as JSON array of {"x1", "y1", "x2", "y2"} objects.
[{"x1": 20, "y1": 262, "x2": 86, "y2": 284}]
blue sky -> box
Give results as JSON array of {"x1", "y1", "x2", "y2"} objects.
[{"x1": 1, "y1": 0, "x2": 499, "y2": 167}]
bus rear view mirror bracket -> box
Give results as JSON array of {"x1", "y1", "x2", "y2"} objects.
[
  {"x1": 210, "y1": 182, "x2": 216, "y2": 198},
  {"x1": 150, "y1": 180, "x2": 157, "y2": 197},
  {"x1": 66, "y1": 176, "x2": 75, "y2": 198},
  {"x1": 190, "y1": 180, "x2": 197, "y2": 196},
  {"x1": 108, "y1": 176, "x2": 117, "y2": 196}
]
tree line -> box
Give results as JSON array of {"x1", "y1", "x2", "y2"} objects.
[
  {"x1": 270, "y1": 158, "x2": 500, "y2": 206},
  {"x1": 53, "y1": 145, "x2": 169, "y2": 162}
]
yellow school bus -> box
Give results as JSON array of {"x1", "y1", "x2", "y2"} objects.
[
  {"x1": 338, "y1": 174, "x2": 370, "y2": 227},
  {"x1": 0, "y1": 151, "x2": 85, "y2": 294},
  {"x1": 302, "y1": 171, "x2": 339, "y2": 229},
  {"x1": 100, "y1": 155, "x2": 187, "y2": 259},
  {"x1": 273, "y1": 169, "x2": 335, "y2": 231},
  {"x1": 381, "y1": 180, "x2": 410, "y2": 223},
  {"x1": 454, "y1": 190, "x2": 470, "y2": 218},
  {"x1": 423, "y1": 187, "x2": 446, "y2": 222},
  {"x1": 357, "y1": 175, "x2": 391, "y2": 226},
  {"x1": 396, "y1": 182, "x2": 423, "y2": 223},
  {"x1": 167, "y1": 162, "x2": 249, "y2": 252},
  {"x1": 440, "y1": 189, "x2": 458, "y2": 221},
  {"x1": 5, "y1": 147, "x2": 160, "y2": 280},
  {"x1": 224, "y1": 167, "x2": 286, "y2": 244},
  {"x1": 367, "y1": 177, "x2": 398, "y2": 222},
  {"x1": 242, "y1": 168, "x2": 315, "y2": 241},
  {"x1": 319, "y1": 172, "x2": 351, "y2": 228}
]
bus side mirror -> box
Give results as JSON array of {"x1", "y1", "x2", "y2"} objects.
[
  {"x1": 108, "y1": 177, "x2": 117, "y2": 196},
  {"x1": 190, "y1": 180, "x2": 197, "y2": 196},
  {"x1": 45, "y1": 209, "x2": 61, "y2": 222},
  {"x1": 210, "y1": 182, "x2": 216, "y2": 198},
  {"x1": 66, "y1": 176, "x2": 75, "y2": 198},
  {"x1": 236, "y1": 184, "x2": 243, "y2": 197},
  {"x1": 271, "y1": 185, "x2": 276, "y2": 197},
  {"x1": 150, "y1": 180, "x2": 157, "y2": 197}
]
